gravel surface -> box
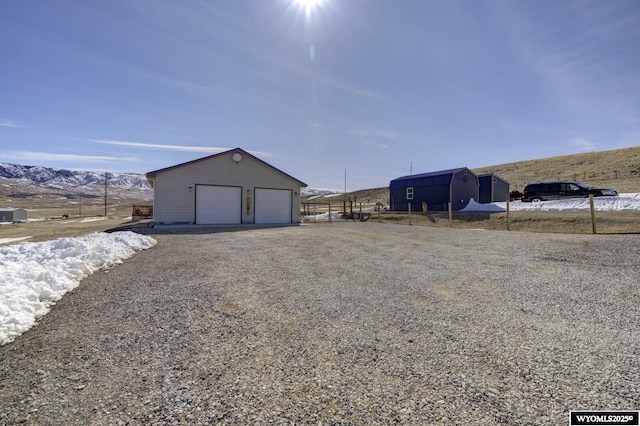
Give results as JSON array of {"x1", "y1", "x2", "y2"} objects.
[{"x1": 1, "y1": 222, "x2": 638, "y2": 425}]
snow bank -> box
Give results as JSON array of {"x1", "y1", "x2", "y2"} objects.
[
  {"x1": 80, "y1": 216, "x2": 109, "y2": 223},
  {"x1": 0, "y1": 231, "x2": 156, "y2": 346},
  {"x1": 304, "y1": 211, "x2": 344, "y2": 220},
  {"x1": 462, "y1": 194, "x2": 640, "y2": 212},
  {"x1": 0, "y1": 236, "x2": 33, "y2": 245}
]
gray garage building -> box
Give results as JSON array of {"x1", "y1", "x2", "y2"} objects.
[
  {"x1": 0, "y1": 208, "x2": 27, "y2": 222},
  {"x1": 478, "y1": 173, "x2": 510, "y2": 203},
  {"x1": 146, "y1": 148, "x2": 307, "y2": 225},
  {"x1": 390, "y1": 168, "x2": 479, "y2": 212}
]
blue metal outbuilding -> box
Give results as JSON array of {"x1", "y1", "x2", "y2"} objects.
[
  {"x1": 389, "y1": 168, "x2": 479, "y2": 212},
  {"x1": 478, "y1": 173, "x2": 510, "y2": 203}
]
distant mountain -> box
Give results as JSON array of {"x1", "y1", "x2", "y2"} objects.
[
  {"x1": 0, "y1": 163, "x2": 151, "y2": 191},
  {"x1": 301, "y1": 187, "x2": 340, "y2": 197},
  {"x1": 0, "y1": 163, "x2": 358, "y2": 199}
]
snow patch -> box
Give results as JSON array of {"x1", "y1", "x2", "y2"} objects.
[
  {"x1": 0, "y1": 232, "x2": 156, "y2": 346},
  {"x1": 462, "y1": 194, "x2": 640, "y2": 212},
  {"x1": 0, "y1": 237, "x2": 33, "y2": 245}
]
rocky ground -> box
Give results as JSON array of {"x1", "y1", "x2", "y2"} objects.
[
  {"x1": 1, "y1": 222, "x2": 638, "y2": 425},
  {"x1": 3, "y1": 208, "x2": 640, "y2": 248}
]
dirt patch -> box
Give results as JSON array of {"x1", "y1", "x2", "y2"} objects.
[{"x1": 1, "y1": 189, "x2": 151, "y2": 245}]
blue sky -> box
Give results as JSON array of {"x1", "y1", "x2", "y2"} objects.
[{"x1": 1, "y1": 0, "x2": 639, "y2": 190}]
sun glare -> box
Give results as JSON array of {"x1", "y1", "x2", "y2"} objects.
[{"x1": 294, "y1": 0, "x2": 324, "y2": 15}]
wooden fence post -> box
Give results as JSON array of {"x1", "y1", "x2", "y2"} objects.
[
  {"x1": 448, "y1": 202, "x2": 452, "y2": 224},
  {"x1": 589, "y1": 194, "x2": 596, "y2": 234},
  {"x1": 506, "y1": 199, "x2": 510, "y2": 231},
  {"x1": 328, "y1": 203, "x2": 332, "y2": 223},
  {"x1": 408, "y1": 203, "x2": 412, "y2": 225}
]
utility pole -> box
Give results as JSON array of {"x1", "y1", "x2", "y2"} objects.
[
  {"x1": 344, "y1": 168, "x2": 347, "y2": 198},
  {"x1": 344, "y1": 168, "x2": 347, "y2": 220},
  {"x1": 104, "y1": 172, "x2": 109, "y2": 216}
]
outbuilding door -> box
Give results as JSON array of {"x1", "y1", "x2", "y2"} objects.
[
  {"x1": 255, "y1": 188, "x2": 292, "y2": 224},
  {"x1": 195, "y1": 185, "x2": 241, "y2": 224}
]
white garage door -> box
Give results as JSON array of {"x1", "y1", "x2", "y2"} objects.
[
  {"x1": 196, "y1": 185, "x2": 241, "y2": 224},
  {"x1": 255, "y1": 188, "x2": 292, "y2": 224}
]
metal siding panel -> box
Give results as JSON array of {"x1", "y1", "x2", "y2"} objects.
[
  {"x1": 478, "y1": 176, "x2": 491, "y2": 203},
  {"x1": 153, "y1": 172, "x2": 195, "y2": 222},
  {"x1": 390, "y1": 173, "x2": 454, "y2": 189},
  {"x1": 150, "y1": 151, "x2": 303, "y2": 223},
  {"x1": 478, "y1": 174, "x2": 510, "y2": 202},
  {"x1": 390, "y1": 188, "x2": 408, "y2": 211},
  {"x1": 0, "y1": 209, "x2": 27, "y2": 221},
  {"x1": 389, "y1": 188, "x2": 400, "y2": 211},
  {"x1": 391, "y1": 168, "x2": 484, "y2": 210},
  {"x1": 415, "y1": 184, "x2": 451, "y2": 211},
  {"x1": 451, "y1": 170, "x2": 478, "y2": 210},
  {"x1": 494, "y1": 179, "x2": 510, "y2": 202}
]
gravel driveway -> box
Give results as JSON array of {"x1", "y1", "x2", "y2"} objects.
[{"x1": 1, "y1": 222, "x2": 638, "y2": 425}]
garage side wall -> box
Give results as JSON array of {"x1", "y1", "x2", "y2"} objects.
[
  {"x1": 451, "y1": 170, "x2": 479, "y2": 210},
  {"x1": 152, "y1": 152, "x2": 302, "y2": 224},
  {"x1": 0, "y1": 209, "x2": 27, "y2": 222},
  {"x1": 478, "y1": 174, "x2": 510, "y2": 203}
]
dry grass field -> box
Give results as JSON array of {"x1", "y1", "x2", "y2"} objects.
[
  {"x1": 301, "y1": 146, "x2": 640, "y2": 235},
  {"x1": 1, "y1": 181, "x2": 152, "y2": 244},
  {"x1": 472, "y1": 146, "x2": 640, "y2": 193},
  {"x1": 303, "y1": 146, "x2": 640, "y2": 208},
  {"x1": 371, "y1": 210, "x2": 640, "y2": 234},
  {"x1": 2, "y1": 146, "x2": 640, "y2": 245}
]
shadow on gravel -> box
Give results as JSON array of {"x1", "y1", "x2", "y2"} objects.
[{"x1": 106, "y1": 221, "x2": 302, "y2": 235}]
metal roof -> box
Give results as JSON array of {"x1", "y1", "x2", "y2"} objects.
[
  {"x1": 389, "y1": 168, "x2": 470, "y2": 189},
  {"x1": 478, "y1": 173, "x2": 509, "y2": 184}
]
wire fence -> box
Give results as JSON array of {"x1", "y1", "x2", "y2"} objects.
[
  {"x1": 511, "y1": 171, "x2": 640, "y2": 192},
  {"x1": 302, "y1": 200, "x2": 640, "y2": 234}
]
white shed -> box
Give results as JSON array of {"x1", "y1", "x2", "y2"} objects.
[
  {"x1": 146, "y1": 148, "x2": 307, "y2": 225},
  {"x1": 0, "y1": 208, "x2": 27, "y2": 222}
]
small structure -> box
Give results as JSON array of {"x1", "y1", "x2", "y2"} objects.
[
  {"x1": 478, "y1": 173, "x2": 510, "y2": 203},
  {"x1": 0, "y1": 208, "x2": 27, "y2": 222},
  {"x1": 389, "y1": 168, "x2": 479, "y2": 212},
  {"x1": 146, "y1": 148, "x2": 307, "y2": 225},
  {"x1": 132, "y1": 205, "x2": 153, "y2": 221}
]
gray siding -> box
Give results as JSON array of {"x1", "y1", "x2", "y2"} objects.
[
  {"x1": 451, "y1": 170, "x2": 479, "y2": 210},
  {"x1": 149, "y1": 150, "x2": 304, "y2": 224},
  {"x1": 0, "y1": 209, "x2": 27, "y2": 222},
  {"x1": 478, "y1": 174, "x2": 510, "y2": 203}
]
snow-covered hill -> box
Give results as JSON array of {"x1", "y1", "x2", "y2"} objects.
[
  {"x1": 0, "y1": 163, "x2": 351, "y2": 199},
  {"x1": 0, "y1": 163, "x2": 151, "y2": 191},
  {"x1": 301, "y1": 187, "x2": 339, "y2": 197}
]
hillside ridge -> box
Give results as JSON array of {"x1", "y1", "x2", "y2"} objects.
[
  {"x1": 472, "y1": 146, "x2": 640, "y2": 192},
  {"x1": 305, "y1": 146, "x2": 640, "y2": 204},
  {"x1": 2, "y1": 146, "x2": 640, "y2": 204}
]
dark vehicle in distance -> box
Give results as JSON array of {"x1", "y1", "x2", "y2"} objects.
[{"x1": 521, "y1": 181, "x2": 619, "y2": 202}]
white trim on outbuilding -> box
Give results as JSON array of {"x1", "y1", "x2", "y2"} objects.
[{"x1": 146, "y1": 148, "x2": 307, "y2": 225}]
